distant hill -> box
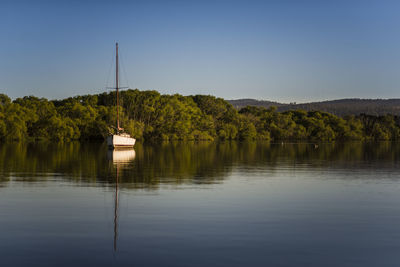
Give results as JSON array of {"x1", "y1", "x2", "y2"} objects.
[{"x1": 228, "y1": 98, "x2": 400, "y2": 116}]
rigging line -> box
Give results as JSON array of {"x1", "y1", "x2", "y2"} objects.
[
  {"x1": 119, "y1": 47, "x2": 131, "y2": 90},
  {"x1": 105, "y1": 47, "x2": 116, "y2": 90}
]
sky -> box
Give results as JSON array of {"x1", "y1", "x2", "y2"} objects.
[{"x1": 1, "y1": 0, "x2": 400, "y2": 103}]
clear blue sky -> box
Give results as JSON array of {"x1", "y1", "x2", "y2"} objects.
[{"x1": 1, "y1": 0, "x2": 399, "y2": 102}]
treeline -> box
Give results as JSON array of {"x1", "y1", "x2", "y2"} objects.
[{"x1": 0, "y1": 89, "x2": 400, "y2": 141}]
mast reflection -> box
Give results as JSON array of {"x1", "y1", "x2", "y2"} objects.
[{"x1": 107, "y1": 149, "x2": 136, "y2": 252}]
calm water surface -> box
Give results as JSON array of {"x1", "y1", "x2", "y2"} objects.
[{"x1": 1, "y1": 142, "x2": 400, "y2": 267}]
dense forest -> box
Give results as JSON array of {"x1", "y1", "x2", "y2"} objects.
[{"x1": 1, "y1": 89, "x2": 400, "y2": 141}]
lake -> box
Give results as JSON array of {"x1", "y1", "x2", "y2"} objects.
[{"x1": 1, "y1": 142, "x2": 400, "y2": 267}]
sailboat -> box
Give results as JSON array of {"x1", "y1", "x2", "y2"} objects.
[{"x1": 107, "y1": 43, "x2": 136, "y2": 148}]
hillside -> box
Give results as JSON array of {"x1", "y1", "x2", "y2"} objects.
[{"x1": 228, "y1": 98, "x2": 400, "y2": 116}]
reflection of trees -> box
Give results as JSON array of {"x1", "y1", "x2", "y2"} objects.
[
  {"x1": 116, "y1": 142, "x2": 236, "y2": 188},
  {"x1": 234, "y1": 142, "x2": 400, "y2": 172},
  {"x1": 0, "y1": 142, "x2": 107, "y2": 181},
  {"x1": 0, "y1": 142, "x2": 400, "y2": 188}
]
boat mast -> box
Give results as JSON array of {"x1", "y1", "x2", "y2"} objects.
[{"x1": 116, "y1": 42, "x2": 120, "y2": 133}]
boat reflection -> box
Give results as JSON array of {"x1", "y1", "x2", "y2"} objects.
[
  {"x1": 108, "y1": 149, "x2": 136, "y2": 252},
  {"x1": 107, "y1": 149, "x2": 136, "y2": 164}
]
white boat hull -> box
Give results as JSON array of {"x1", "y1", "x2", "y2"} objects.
[{"x1": 107, "y1": 134, "x2": 136, "y2": 148}]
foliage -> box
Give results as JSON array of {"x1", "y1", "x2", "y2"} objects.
[{"x1": 1, "y1": 90, "x2": 400, "y2": 141}]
